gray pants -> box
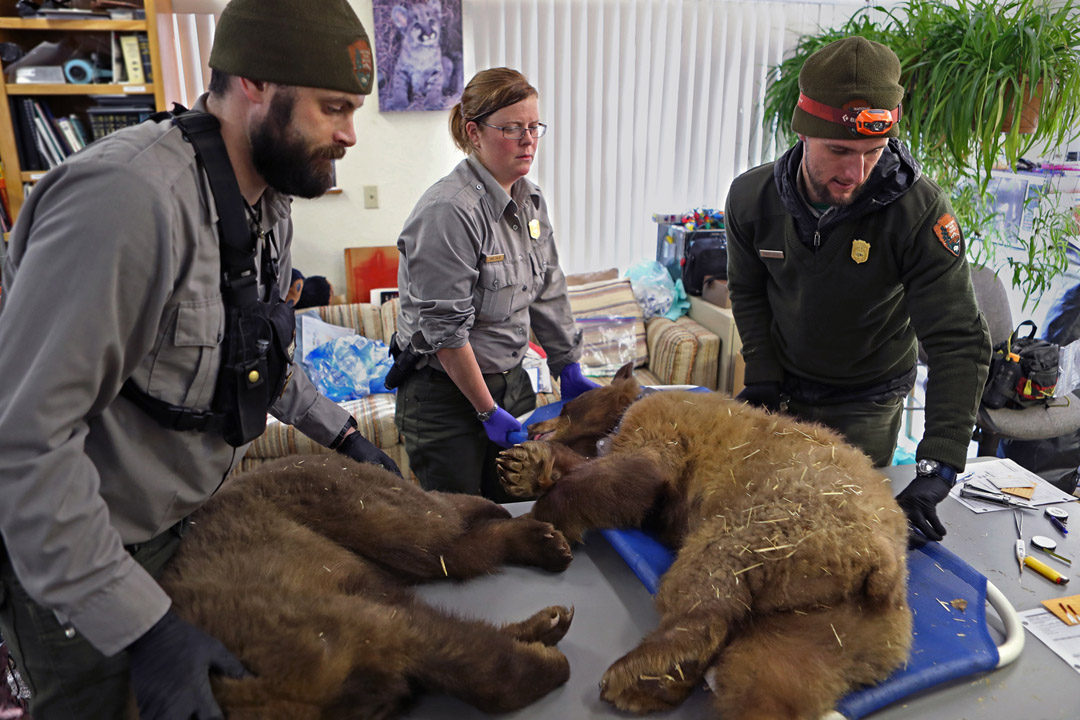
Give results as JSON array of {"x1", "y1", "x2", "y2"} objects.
[
  {"x1": 396, "y1": 363, "x2": 537, "y2": 501},
  {"x1": 0, "y1": 525, "x2": 183, "y2": 720},
  {"x1": 784, "y1": 394, "x2": 906, "y2": 468}
]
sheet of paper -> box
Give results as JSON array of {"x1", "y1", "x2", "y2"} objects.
[
  {"x1": 1019, "y1": 607, "x2": 1080, "y2": 675},
  {"x1": 949, "y1": 458, "x2": 1077, "y2": 513}
]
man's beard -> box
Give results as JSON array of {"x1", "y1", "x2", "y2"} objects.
[
  {"x1": 250, "y1": 91, "x2": 345, "y2": 199},
  {"x1": 802, "y1": 152, "x2": 868, "y2": 207}
]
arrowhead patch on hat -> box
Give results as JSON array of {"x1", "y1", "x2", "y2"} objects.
[
  {"x1": 349, "y1": 36, "x2": 374, "y2": 94},
  {"x1": 933, "y1": 213, "x2": 962, "y2": 256}
]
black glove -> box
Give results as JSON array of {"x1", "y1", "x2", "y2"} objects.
[
  {"x1": 127, "y1": 609, "x2": 248, "y2": 720},
  {"x1": 338, "y1": 431, "x2": 402, "y2": 477},
  {"x1": 895, "y1": 474, "x2": 952, "y2": 543},
  {"x1": 735, "y1": 382, "x2": 782, "y2": 412}
]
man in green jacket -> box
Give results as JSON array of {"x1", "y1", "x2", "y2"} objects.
[{"x1": 725, "y1": 36, "x2": 991, "y2": 544}]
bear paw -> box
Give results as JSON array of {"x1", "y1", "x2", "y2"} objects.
[
  {"x1": 503, "y1": 605, "x2": 575, "y2": 646},
  {"x1": 599, "y1": 650, "x2": 703, "y2": 714},
  {"x1": 496, "y1": 441, "x2": 557, "y2": 497}
]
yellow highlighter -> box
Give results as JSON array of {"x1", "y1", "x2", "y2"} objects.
[{"x1": 1024, "y1": 555, "x2": 1070, "y2": 585}]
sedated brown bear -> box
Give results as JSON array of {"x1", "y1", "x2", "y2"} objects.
[
  {"x1": 497, "y1": 364, "x2": 912, "y2": 720},
  {"x1": 158, "y1": 453, "x2": 576, "y2": 719}
]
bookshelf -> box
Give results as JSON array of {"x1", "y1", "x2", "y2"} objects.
[{"x1": 0, "y1": 0, "x2": 166, "y2": 225}]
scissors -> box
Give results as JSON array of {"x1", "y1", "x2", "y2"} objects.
[{"x1": 1014, "y1": 510, "x2": 1025, "y2": 580}]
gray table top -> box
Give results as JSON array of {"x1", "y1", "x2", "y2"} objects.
[{"x1": 411, "y1": 460, "x2": 1080, "y2": 719}]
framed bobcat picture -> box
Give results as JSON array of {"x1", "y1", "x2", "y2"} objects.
[{"x1": 373, "y1": 0, "x2": 464, "y2": 112}]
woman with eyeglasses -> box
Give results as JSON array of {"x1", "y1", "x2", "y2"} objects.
[{"x1": 392, "y1": 67, "x2": 599, "y2": 499}]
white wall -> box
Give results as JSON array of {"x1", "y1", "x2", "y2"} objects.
[{"x1": 288, "y1": 1, "x2": 464, "y2": 294}]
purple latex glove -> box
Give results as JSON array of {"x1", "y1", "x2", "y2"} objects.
[
  {"x1": 483, "y1": 407, "x2": 523, "y2": 448},
  {"x1": 560, "y1": 362, "x2": 602, "y2": 401}
]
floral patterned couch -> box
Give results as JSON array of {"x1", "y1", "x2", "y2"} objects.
[{"x1": 241, "y1": 277, "x2": 720, "y2": 478}]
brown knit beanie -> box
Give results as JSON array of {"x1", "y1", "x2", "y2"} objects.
[
  {"x1": 209, "y1": 0, "x2": 374, "y2": 95},
  {"x1": 791, "y1": 36, "x2": 904, "y2": 139}
]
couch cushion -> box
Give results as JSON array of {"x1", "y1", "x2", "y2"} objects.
[
  {"x1": 380, "y1": 298, "x2": 400, "y2": 345},
  {"x1": 316, "y1": 304, "x2": 385, "y2": 343},
  {"x1": 247, "y1": 394, "x2": 399, "y2": 459},
  {"x1": 644, "y1": 317, "x2": 698, "y2": 386},
  {"x1": 675, "y1": 316, "x2": 720, "y2": 390},
  {"x1": 566, "y1": 278, "x2": 648, "y2": 375}
]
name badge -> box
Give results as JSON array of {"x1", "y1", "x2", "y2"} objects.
[
  {"x1": 485, "y1": 254, "x2": 505, "y2": 263},
  {"x1": 759, "y1": 249, "x2": 784, "y2": 259},
  {"x1": 528, "y1": 218, "x2": 541, "y2": 239}
]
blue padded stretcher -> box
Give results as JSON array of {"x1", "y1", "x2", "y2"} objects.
[{"x1": 522, "y1": 393, "x2": 1022, "y2": 719}]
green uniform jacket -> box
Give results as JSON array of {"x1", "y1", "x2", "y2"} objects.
[{"x1": 725, "y1": 139, "x2": 991, "y2": 470}]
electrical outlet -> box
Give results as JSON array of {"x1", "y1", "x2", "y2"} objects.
[{"x1": 363, "y1": 185, "x2": 379, "y2": 209}]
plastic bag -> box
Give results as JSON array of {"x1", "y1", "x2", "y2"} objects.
[
  {"x1": 576, "y1": 316, "x2": 639, "y2": 377},
  {"x1": 303, "y1": 334, "x2": 394, "y2": 402},
  {"x1": 624, "y1": 260, "x2": 675, "y2": 319}
]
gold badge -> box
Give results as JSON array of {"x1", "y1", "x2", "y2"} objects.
[
  {"x1": 528, "y1": 218, "x2": 541, "y2": 239},
  {"x1": 851, "y1": 239, "x2": 870, "y2": 264}
]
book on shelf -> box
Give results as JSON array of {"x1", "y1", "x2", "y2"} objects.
[
  {"x1": 0, "y1": 160, "x2": 11, "y2": 234},
  {"x1": 110, "y1": 32, "x2": 126, "y2": 84},
  {"x1": 34, "y1": 9, "x2": 111, "y2": 20},
  {"x1": 67, "y1": 115, "x2": 91, "y2": 148},
  {"x1": 34, "y1": 100, "x2": 74, "y2": 158},
  {"x1": 56, "y1": 117, "x2": 84, "y2": 154},
  {"x1": 118, "y1": 34, "x2": 144, "y2": 85},
  {"x1": 136, "y1": 34, "x2": 154, "y2": 84}
]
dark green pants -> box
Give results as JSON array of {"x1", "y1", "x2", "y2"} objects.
[
  {"x1": 0, "y1": 525, "x2": 184, "y2": 720},
  {"x1": 396, "y1": 364, "x2": 537, "y2": 501},
  {"x1": 784, "y1": 395, "x2": 906, "y2": 468}
]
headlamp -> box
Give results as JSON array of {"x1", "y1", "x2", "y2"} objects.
[{"x1": 797, "y1": 93, "x2": 902, "y2": 137}]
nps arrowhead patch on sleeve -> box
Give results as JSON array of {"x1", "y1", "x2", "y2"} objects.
[{"x1": 933, "y1": 213, "x2": 962, "y2": 257}]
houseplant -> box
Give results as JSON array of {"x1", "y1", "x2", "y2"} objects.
[{"x1": 763, "y1": 0, "x2": 1080, "y2": 307}]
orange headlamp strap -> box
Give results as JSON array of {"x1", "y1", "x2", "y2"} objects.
[{"x1": 797, "y1": 93, "x2": 901, "y2": 136}]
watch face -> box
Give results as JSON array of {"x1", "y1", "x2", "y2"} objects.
[{"x1": 917, "y1": 459, "x2": 938, "y2": 476}]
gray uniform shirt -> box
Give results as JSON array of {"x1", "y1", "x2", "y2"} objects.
[
  {"x1": 395, "y1": 156, "x2": 580, "y2": 376},
  {"x1": 0, "y1": 96, "x2": 351, "y2": 656}
]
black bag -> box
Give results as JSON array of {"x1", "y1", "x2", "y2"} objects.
[
  {"x1": 120, "y1": 110, "x2": 294, "y2": 447},
  {"x1": 681, "y1": 230, "x2": 727, "y2": 295},
  {"x1": 982, "y1": 320, "x2": 1060, "y2": 409}
]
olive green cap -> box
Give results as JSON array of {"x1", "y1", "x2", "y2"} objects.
[
  {"x1": 209, "y1": 0, "x2": 374, "y2": 95},
  {"x1": 791, "y1": 36, "x2": 904, "y2": 139}
]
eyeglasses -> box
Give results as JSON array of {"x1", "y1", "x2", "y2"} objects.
[{"x1": 474, "y1": 121, "x2": 548, "y2": 140}]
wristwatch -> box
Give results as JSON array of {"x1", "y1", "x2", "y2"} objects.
[
  {"x1": 916, "y1": 458, "x2": 958, "y2": 484},
  {"x1": 476, "y1": 404, "x2": 499, "y2": 422}
]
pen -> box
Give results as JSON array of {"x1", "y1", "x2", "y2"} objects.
[
  {"x1": 1060, "y1": 602, "x2": 1076, "y2": 624},
  {"x1": 1048, "y1": 514, "x2": 1069, "y2": 536},
  {"x1": 1023, "y1": 555, "x2": 1070, "y2": 584}
]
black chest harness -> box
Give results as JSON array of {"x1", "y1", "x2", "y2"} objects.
[{"x1": 120, "y1": 109, "x2": 294, "y2": 447}]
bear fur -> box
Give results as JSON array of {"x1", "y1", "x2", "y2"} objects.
[
  {"x1": 497, "y1": 366, "x2": 912, "y2": 720},
  {"x1": 158, "y1": 454, "x2": 576, "y2": 719}
]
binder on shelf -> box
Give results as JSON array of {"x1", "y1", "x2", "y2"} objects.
[
  {"x1": 18, "y1": 99, "x2": 51, "y2": 171},
  {"x1": 118, "y1": 34, "x2": 145, "y2": 85},
  {"x1": 9, "y1": 99, "x2": 41, "y2": 172}
]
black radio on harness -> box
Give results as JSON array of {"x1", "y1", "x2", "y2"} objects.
[{"x1": 121, "y1": 107, "x2": 295, "y2": 446}]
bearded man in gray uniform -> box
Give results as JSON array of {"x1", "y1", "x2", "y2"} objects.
[{"x1": 0, "y1": 1, "x2": 395, "y2": 718}]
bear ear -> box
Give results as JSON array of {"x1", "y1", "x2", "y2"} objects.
[{"x1": 613, "y1": 361, "x2": 636, "y2": 383}]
